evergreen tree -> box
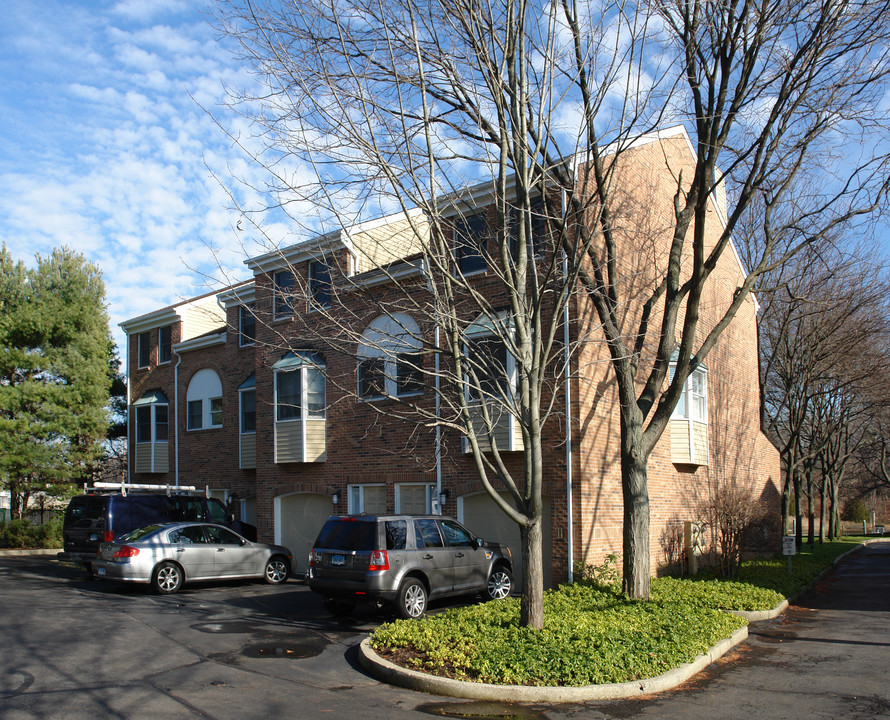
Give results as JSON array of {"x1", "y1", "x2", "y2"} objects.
[{"x1": 0, "y1": 245, "x2": 113, "y2": 517}]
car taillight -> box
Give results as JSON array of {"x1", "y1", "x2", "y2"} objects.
[
  {"x1": 103, "y1": 530, "x2": 113, "y2": 542},
  {"x1": 112, "y1": 545, "x2": 140, "y2": 559},
  {"x1": 308, "y1": 550, "x2": 316, "y2": 569},
  {"x1": 368, "y1": 550, "x2": 389, "y2": 571}
]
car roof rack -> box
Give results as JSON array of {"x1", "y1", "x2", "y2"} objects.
[{"x1": 85, "y1": 482, "x2": 205, "y2": 498}]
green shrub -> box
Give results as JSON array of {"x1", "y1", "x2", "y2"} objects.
[{"x1": 0, "y1": 518, "x2": 62, "y2": 548}]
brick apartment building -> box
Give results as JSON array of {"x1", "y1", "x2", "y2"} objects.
[{"x1": 120, "y1": 127, "x2": 781, "y2": 587}]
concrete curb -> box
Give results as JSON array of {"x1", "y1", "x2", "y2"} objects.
[
  {"x1": 359, "y1": 626, "x2": 749, "y2": 702},
  {"x1": 0, "y1": 548, "x2": 62, "y2": 557},
  {"x1": 731, "y1": 598, "x2": 789, "y2": 622}
]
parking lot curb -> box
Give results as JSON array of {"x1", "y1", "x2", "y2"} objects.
[
  {"x1": 359, "y1": 625, "x2": 749, "y2": 702},
  {"x1": 0, "y1": 548, "x2": 62, "y2": 557},
  {"x1": 730, "y1": 599, "x2": 789, "y2": 622}
]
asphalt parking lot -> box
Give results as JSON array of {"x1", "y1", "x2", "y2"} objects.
[{"x1": 1, "y1": 544, "x2": 889, "y2": 720}]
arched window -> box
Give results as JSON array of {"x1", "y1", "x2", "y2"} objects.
[
  {"x1": 186, "y1": 368, "x2": 223, "y2": 430},
  {"x1": 357, "y1": 314, "x2": 423, "y2": 400}
]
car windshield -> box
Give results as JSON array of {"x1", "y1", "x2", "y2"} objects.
[
  {"x1": 315, "y1": 520, "x2": 376, "y2": 551},
  {"x1": 120, "y1": 525, "x2": 164, "y2": 542}
]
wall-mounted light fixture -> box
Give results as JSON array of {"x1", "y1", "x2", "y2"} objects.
[
  {"x1": 439, "y1": 488, "x2": 450, "y2": 508},
  {"x1": 331, "y1": 491, "x2": 340, "y2": 505}
]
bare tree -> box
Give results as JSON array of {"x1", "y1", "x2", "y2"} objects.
[{"x1": 213, "y1": 0, "x2": 890, "y2": 617}]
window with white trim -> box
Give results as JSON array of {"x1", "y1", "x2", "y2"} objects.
[
  {"x1": 240, "y1": 387, "x2": 256, "y2": 434},
  {"x1": 671, "y1": 366, "x2": 708, "y2": 422},
  {"x1": 464, "y1": 312, "x2": 515, "y2": 403},
  {"x1": 239, "y1": 305, "x2": 256, "y2": 346},
  {"x1": 453, "y1": 212, "x2": 489, "y2": 276},
  {"x1": 274, "y1": 270, "x2": 295, "y2": 319},
  {"x1": 669, "y1": 362, "x2": 709, "y2": 465},
  {"x1": 309, "y1": 259, "x2": 331, "y2": 310},
  {"x1": 274, "y1": 352, "x2": 326, "y2": 421},
  {"x1": 134, "y1": 391, "x2": 168, "y2": 443},
  {"x1": 395, "y1": 484, "x2": 432, "y2": 514},
  {"x1": 158, "y1": 326, "x2": 172, "y2": 364},
  {"x1": 137, "y1": 331, "x2": 151, "y2": 368},
  {"x1": 186, "y1": 368, "x2": 223, "y2": 430},
  {"x1": 348, "y1": 484, "x2": 387, "y2": 514},
  {"x1": 508, "y1": 198, "x2": 551, "y2": 262},
  {"x1": 357, "y1": 314, "x2": 424, "y2": 400}
]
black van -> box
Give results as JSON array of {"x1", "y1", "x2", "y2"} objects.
[{"x1": 58, "y1": 490, "x2": 257, "y2": 573}]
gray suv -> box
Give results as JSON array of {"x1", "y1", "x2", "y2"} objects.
[{"x1": 308, "y1": 514, "x2": 513, "y2": 619}]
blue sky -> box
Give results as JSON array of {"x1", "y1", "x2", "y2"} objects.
[{"x1": 0, "y1": 0, "x2": 271, "y2": 353}]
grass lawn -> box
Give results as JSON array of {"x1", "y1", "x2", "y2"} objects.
[{"x1": 369, "y1": 537, "x2": 865, "y2": 687}]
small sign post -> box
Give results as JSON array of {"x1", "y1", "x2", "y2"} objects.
[{"x1": 782, "y1": 535, "x2": 796, "y2": 574}]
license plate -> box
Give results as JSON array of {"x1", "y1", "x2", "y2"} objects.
[
  {"x1": 97, "y1": 567, "x2": 106, "y2": 576},
  {"x1": 331, "y1": 554, "x2": 345, "y2": 566}
]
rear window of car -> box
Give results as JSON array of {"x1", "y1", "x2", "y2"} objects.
[
  {"x1": 314, "y1": 520, "x2": 377, "y2": 551},
  {"x1": 65, "y1": 496, "x2": 106, "y2": 522},
  {"x1": 120, "y1": 525, "x2": 164, "y2": 542}
]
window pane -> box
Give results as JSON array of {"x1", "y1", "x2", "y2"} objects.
[
  {"x1": 385, "y1": 520, "x2": 407, "y2": 550},
  {"x1": 239, "y1": 305, "x2": 256, "y2": 345},
  {"x1": 359, "y1": 357, "x2": 386, "y2": 398},
  {"x1": 396, "y1": 353, "x2": 423, "y2": 396},
  {"x1": 414, "y1": 519, "x2": 443, "y2": 548},
  {"x1": 509, "y1": 199, "x2": 549, "y2": 262},
  {"x1": 240, "y1": 389, "x2": 256, "y2": 433},
  {"x1": 154, "y1": 405, "x2": 168, "y2": 441},
  {"x1": 467, "y1": 335, "x2": 509, "y2": 400},
  {"x1": 276, "y1": 370, "x2": 301, "y2": 420},
  {"x1": 274, "y1": 270, "x2": 295, "y2": 317},
  {"x1": 441, "y1": 520, "x2": 474, "y2": 547},
  {"x1": 454, "y1": 213, "x2": 488, "y2": 275},
  {"x1": 187, "y1": 400, "x2": 203, "y2": 430},
  {"x1": 137, "y1": 331, "x2": 151, "y2": 367},
  {"x1": 362, "y1": 485, "x2": 387, "y2": 514},
  {"x1": 306, "y1": 367, "x2": 325, "y2": 418},
  {"x1": 205, "y1": 526, "x2": 241, "y2": 545},
  {"x1": 310, "y1": 260, "x2": 331, "y2": 309},
  {"x1": 159, "y1": 326, "x2": 172, "y2": 363},
  {"x1": 136, "y1": 406, "x2": 151, "y2": 443},
  {"x1": 210, "y1": 397, "x2": 223, "y2": 427}
]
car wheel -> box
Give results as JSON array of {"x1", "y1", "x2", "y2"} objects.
[
  {"x1": 396, "y1": 577, "x2": 427, "y2": 619},
  {"x1": 152, "y1": 562, "x2": 183, "y2": 595},
  {"x1": 485, "y1": 566, "x2": 513, "y2": 601},
  {"x1": 264, "y1": 555, "x2": 289, "y2": 584},
  {"x1": 323, "y1": 599, "x2": 356, "y2": 616}
]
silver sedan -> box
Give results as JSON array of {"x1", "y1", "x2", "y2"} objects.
[{"x1": 95, "y1": 522, "x2": 294, "y2": 594}]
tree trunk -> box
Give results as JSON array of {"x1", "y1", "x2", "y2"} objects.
[
  {"x1": 806, "y1": 474, "x2": 815, "y2": 545},
  {"x1": 793, "y1": 469, "x2": 802, "y2": 549},
  {"x1": 621, "y1": 417, "x2": 651, "y2": 599},
  {"x1": 519, "y1": 518, "x2": 544, "y2": 629}
]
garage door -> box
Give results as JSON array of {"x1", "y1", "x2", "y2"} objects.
[
  {"x1": 459, "y1": 491, "x2": 552, "y2": 592},
  {"x1": 275, "y1": 493, "x2": 333, "y2": 574}
]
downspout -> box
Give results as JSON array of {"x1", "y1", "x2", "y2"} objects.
[
  {"x1": 435, "y1": 324, "x2": 442, "y2": 512},
  {"x1": 424, "y1": 259, "x2": 443, "y2": 514},
  {"x1": 562, "y1": 188, "x2": 574, "y2": 583},
  {"x1": 125, "y1": 330, "x2": 131, "y2": 484},
  {"x1": 174, "y1": 347, "x2": 182, "y2": 488}
]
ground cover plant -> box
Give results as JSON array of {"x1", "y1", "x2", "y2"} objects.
[{"x1": 369, "y1": 538, "x2": 866, "y2": 686}]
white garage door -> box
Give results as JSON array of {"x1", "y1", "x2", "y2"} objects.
[
  {"x1": 459, "y1": 491, "x2": 552, "y2": 592},
  {"x1": 275, "y1": 493, "x2": 334, "y2": 574}
]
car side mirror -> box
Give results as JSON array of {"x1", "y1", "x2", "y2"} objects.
[{"x1": 475, "y1": 537, "x2": 484, "y2": 548}]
